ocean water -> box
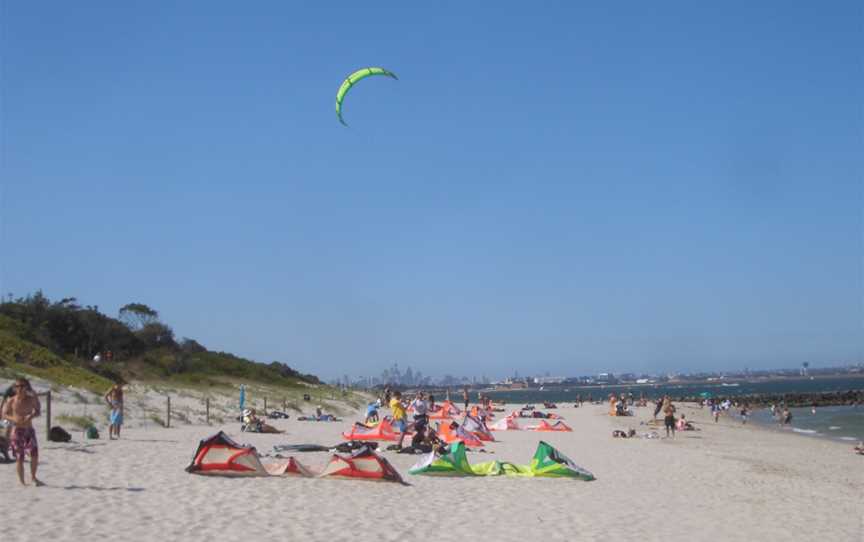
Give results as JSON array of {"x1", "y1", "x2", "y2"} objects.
[
  {"x1": 745, "y1": 405, "x2": 864, "y2": 443},
  {"x1": 485, "y1": 376, "x2": 864, "y2": 404},
  {"x1": 485, "y1": 376, "x2": 864, "y2": 444}
]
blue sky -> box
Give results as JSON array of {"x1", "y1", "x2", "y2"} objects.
[{"x1": 1, "y1": 2, "x2": 861, "y2": 380}]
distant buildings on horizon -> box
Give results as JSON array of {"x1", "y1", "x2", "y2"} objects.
[{"x1": 330, "y1": 361, "x2": 863, "y2": 389}]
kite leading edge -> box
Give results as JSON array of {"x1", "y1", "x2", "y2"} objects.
[{"x1": 335, "y1": 67, "x2": 398, "y2": 126}]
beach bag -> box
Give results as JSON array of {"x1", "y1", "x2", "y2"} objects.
[
  {"x1": 49, "y1": 426, "x2": 72, "y2": 443},
  {"x1": 86, "y1": 426, "x2": 100, "y2": 439}
]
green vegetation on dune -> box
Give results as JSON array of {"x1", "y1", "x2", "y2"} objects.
[
  {"x1": 0, "y1": 327, "x2": 114, "y2": 393},
  {"x1": 0, "y1": 292, "x2": 328, "y2": 396}
]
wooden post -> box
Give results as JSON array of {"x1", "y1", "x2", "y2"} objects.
[
  {"x1": 206, "y1": 397, "x2": 210, "y2": 425},
  {"x1": 264, "y1": 397, "x2": 268, "y2": 415},
  {"x1": 283, "y1": 398, "x2": 286, "y2": 412},
  {"x1": 45, "y1": 391, "x2": 52, "y2": 439},
  {"x1": 167, "y1": 396, "x2": 171, "y2": 428}
]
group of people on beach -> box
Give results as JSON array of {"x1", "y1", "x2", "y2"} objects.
[{"x1": 365, "y1": 386, "x2": 499, "y2": 453}]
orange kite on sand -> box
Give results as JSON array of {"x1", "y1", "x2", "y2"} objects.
[
  {"x1": 186, "y1": 432, "x2": 406, "y2": 483},
  {"x1": 526, "y1": 420, "x2": 573, "y2": 432}
]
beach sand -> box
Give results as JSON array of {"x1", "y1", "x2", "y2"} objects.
[{"x1": 1, "y1": 386, "x2": 861, "y2": 541}]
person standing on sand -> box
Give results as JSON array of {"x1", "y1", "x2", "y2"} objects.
[
  {"x1": 740, "y1": 405, "x2": 749, "y2": 425},
  {"x1": 390, "y1": 391, "x2": 408, "y2": 449},
  {"x1": 104, "y1": 383, "x2": 124, "y2": 439},
  {"x1": 462, "y1": 387, "x2": 469, "y2": 411},
  {"x1": 653, "y1": 397, "x2": 664, "y2": 421},
  {"x1": 1, "y1": 378, "x2": 43, "y2": 486},
  {"x1": 662, "y1": 397, "x2": 676, "y2": 438},
  {"x1": 410, "y1": 392, "x2": 429, "y2": 448},
  {"x1": 1, "y1": 384, "x2": 16, "y2": 444}
]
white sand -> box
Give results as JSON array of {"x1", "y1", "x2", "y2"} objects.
[{"x1": 1, "y1": 385, "x2": 861, "y2": 541}]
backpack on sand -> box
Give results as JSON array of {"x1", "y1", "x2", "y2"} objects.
[{"x1": 49, "y1": 426, "x2": 72, "y2": 442}]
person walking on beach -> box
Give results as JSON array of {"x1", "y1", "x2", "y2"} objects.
[
  {"x1": 390, "y1": 391, "x2": 408, "y2": 449},
  {"x1": 653, "y1": 397, "x2": 664, "y2": 421},
  {"x1": 662, "y1": 397, "x2": 676, "y2": 438},
  {"x1": 462, "y1": 387, "x2": 469, "y2": 411},
  {"x1": 1, "y1": 378, "x2": 43, "y2": 486},
  {"x1": 740, "y1": 405, "x2": 749, "y2": 425},
  {"x1": 104, "y1": 383, "x2": 124, "y2": 440}
]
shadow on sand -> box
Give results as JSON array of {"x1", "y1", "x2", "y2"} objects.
[{"x1": 62, "y1": 485, "x2": 145, "y2": 492}]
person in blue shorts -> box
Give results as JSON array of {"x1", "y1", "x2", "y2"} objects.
[
  {"x1": 104, "y1": 383, "x2": 124, "y2": 440},
  {"x1": 389, "y1": 391, "x2": 408, "y2": 448}
]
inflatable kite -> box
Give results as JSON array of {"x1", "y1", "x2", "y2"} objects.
[
  {"x1": 341, "y1": 419, "x2": 399, "y2": 441},
  {"x1": 335, "y1": 67, "x2": 398, "y2": 126},
  {"x1": 186, "y1": 432, "x2": 406, "y2": 484},
  {"x1": 526, "y1": 420, "x2": 573, "y2": 432},
  {"x1": 409, "y1": 441, "x2": 595, "y2": 480}
]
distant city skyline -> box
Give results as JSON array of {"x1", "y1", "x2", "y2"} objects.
[{"x1": 332, "y1": 360, "x2": 862, "y2": 388}]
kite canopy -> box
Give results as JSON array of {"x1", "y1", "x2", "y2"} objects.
[
  {"x1": 342, "y1": 419, "x2": 399, "y2": 441},
  {"x1": 490, "y1": 416, "x2": 521, "y2": 431},
  {"x1": 437, "y1": 422, "x2": 486, "y2": 448},
  {"x1": 526, "y1": 420, "x2": 573, "y2": 432},
  {"x1": 335, "y1": 67, "x2": 398, "y2": 126},
  {"x1": 461, "y1": 415, "x2": 495, "y2": 442},
  {"x1": 429, "y1": 401, "x2": 462, "y2": 420},
  {"x1": 409, "y1": 441, "x2": 595, "y2": 481},
  {"x1": 187, "y1": 432, "x2": 406, "y2": 483},
  {"x1": 185, "y1": 431, "x2": 310, "y2": 477}
]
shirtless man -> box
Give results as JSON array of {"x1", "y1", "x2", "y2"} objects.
[
  {"x1": 1, "y1": 378, "x2": 43, "y2": 486},
  {"x1": 104, "y1": 383, "x2": 124, "y2": 440},
  {"x1": 662, "y1": 397, "x2": 677, "y2": 438}
]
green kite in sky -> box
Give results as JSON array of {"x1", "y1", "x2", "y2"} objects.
[{"x1": 335, "y1": 67, "x2": 398, "y2": 126}]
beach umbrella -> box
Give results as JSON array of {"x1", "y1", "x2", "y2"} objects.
[{"x1": 239, "y1": 385, "x2": 246, "y2": 411}]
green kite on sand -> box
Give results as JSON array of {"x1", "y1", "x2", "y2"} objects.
[
  {"x1": 409, "y1": 441, "x2": 596, "y2": 480},
  {"x1": 335, "y1": 67, "x2": 398, "y2": 126}
]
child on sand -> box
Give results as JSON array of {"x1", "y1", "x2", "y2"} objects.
[{"x1": 365, "y1": 401, "x2": 379, "y2": 424}]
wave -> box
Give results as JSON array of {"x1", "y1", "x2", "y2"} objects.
[
  {"x1": 828, "y1": 426, "x2": 841, "y2": 430},
  {"x1": 791, "y1": 428, "x2": 819, "y2": 435},
  {"x1": 838, "y1": 436, "x2": 858, "y2": 441}
]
